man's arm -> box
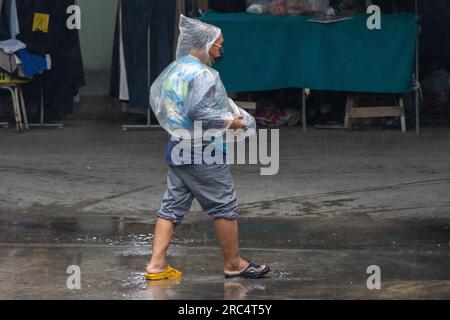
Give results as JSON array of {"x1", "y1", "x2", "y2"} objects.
[{"x1": 187, "y1": 72, "x2": 244, "y2": 130}]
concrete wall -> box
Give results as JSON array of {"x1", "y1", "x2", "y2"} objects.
[
  {"x1": 77, "y1": 0, "x2": 118, "y2": 97},
  {"x1": 78, "y1": 0, "x2": 118, "y2": 70}
]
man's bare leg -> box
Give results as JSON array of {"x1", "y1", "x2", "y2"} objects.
[
  {"x1": 146, "y1": 218, "x2": 175, "y2": 274},
  {"x1": 214, "y1": 219, "x2": 252, "y2": 275}
]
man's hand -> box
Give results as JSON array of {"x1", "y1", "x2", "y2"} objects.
[{"x1": 230, "y1": 116, "x2": 246, "y2": 130}]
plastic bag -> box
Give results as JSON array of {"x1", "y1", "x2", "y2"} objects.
[
  {"x1": 287, "y1": 0, "x2": 303, "y2": 15},
  {"x1": 150, "y1": 15, "x2": 256, "y2": 142},
  {"x1": 246, "y1": 0, "x2": 271, "y2": 14},
  {"x1": 175, "y1": 15, "x2": 221, "y2": 66},
  {"x1": 255, "y1": 106, "x2": 299, "y2": 128},
  {"x1": 228, "y1": 99, "x2": 257, "y2": 132},
  {"x1": 301, "y1": 0, "x2": 329, "y2": 15},
  {"x1": 270, "y1": 0, "x2": 288, "y2": 15},
  {"x1": 255, "y1": 106, "x2": 301, "y2": 127}
]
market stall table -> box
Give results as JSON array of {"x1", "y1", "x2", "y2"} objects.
[{"x1": 202, "y1": 11, "x2": 418, "y2": 131}]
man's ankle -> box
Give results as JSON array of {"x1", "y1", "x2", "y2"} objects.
[
  {"x1": 147, "y1": 260, "x2": 168, "y2": 270},
  {"x1": 224, "y1": 258, "x2": 246, "y2": 272}
]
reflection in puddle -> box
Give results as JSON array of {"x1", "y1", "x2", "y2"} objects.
[
  {"x1": 224, "y1": 279, "x2": 267, "y2": 300},
  {"x1": 121, "y1": 271, "x2": 269, "y2": 300},
  {"x1": 145, "y1": 278, "x2": 181, "y2": 300}
]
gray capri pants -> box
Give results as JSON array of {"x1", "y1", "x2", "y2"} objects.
[{"x1": 157, "y1": 164, "x2": 239, "y2": 224}]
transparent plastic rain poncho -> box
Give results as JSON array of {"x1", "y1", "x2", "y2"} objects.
[{"x1": 149, "y1": 15, "x2": 255, "y2": 142}]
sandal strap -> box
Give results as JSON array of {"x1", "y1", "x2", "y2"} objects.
[{"x1": 244, "y1": 263, "x2": 266, "y2": 274}]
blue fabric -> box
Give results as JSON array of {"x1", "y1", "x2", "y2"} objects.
[{"x1": 17, "y1": 48, "x2": 47, "y2": 77}]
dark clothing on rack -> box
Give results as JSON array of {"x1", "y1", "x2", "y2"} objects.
[
  {"x1": 0, "y1": 0, "x2": 11, "y2": 40},
  {"x1": 0, "y1": 1, "x2": 9, "y2": 40},
  {"x1": 419, "y1": 0, "x2": 450, "y2": 73},
  {"x1": 110, "y1": 0, "x2": 176, "y2": 109},
  {"x1": 16, "y1": 0, "x2": 85, "y2": 121}
]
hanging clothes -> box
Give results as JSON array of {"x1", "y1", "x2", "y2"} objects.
[
  {"x1": 9, "y1": 0, "x2": 18, "y2": 39},
  {"x1": 118, "y1": 1, "x2": 129, "y2": 101},
  {"x1": 0, "y1": 0, "x2": 19, "y2": 40},
  {"x1": 16, "y1": 0, "x2": 85, "y2": 121},
  {"x1": 110, "y1": 0, "x2": 177, "y2": 109},
  {"x1": 419, "y1": 0, "x2": 450, "y2": 74},
  {"x1": 0, "y1": 0, "x2": 11, "y2": 40}
]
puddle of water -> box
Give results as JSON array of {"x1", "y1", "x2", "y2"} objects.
[
  {"x1": 121, "y1": 271, "x2": 148, "y2": 290},
  {"x1": 115, "y1": 246, "x2": 151, "y2": 257}
]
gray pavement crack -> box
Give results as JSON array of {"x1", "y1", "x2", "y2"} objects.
[
  {"x1": 241, "y1": 177, "x2": 450, "y2": 210},
  {"x1": 62, "y1": 184, "x2": 156, "y2": 213}
]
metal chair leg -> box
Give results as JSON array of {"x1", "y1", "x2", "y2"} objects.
[
  {"x1": 3, "y1": 86, "x2": 21, "y2": 132},
  {"x1": 13, "y1": 86, "x2": 24, "y2": 132},
  {"x1": 18, "y1": 86, "x2": 29, "y2": 130}
]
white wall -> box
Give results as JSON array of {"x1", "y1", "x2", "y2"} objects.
[{"x1": 78, "y1": 0, "x2": 118, "y2": 70}]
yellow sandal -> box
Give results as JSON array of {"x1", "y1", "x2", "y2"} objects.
[{"x1": 145, "y1": 266, "x2": 182, "y2": 281}]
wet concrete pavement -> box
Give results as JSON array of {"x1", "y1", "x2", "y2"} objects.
[
  {"x1": 1, "y1": 214, "x2": 449, "y2": 299},
  {"x1": 1, "y1": 122, "x2": 450, "y2": 299}
]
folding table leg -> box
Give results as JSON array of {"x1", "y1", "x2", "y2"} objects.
[
  {"x1": 344, "y1": 95, "x2": 354, "y2": 130},
  {"x1": 399, "y1": 97, "x2": 406, "y2": 133}
]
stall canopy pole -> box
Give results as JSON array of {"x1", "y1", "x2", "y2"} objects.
[
  {"x1": 415, "y1": 0, "x2": 420, "y2": 135},
  {"x1": 302, "y1": 89, "x2": 306, "y2": 132}
]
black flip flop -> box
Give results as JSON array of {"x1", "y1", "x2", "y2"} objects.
[{"x1": 224, "y1": 263, "x2": 270, "y2": 279}]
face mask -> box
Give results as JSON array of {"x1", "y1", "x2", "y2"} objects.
[{"x1": 210, "y1": 45, "x2": 224, "y2": 64}]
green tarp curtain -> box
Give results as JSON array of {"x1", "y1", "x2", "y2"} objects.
[{"x1": 201, "y1": 11, "x2": 417, "y2": 93}]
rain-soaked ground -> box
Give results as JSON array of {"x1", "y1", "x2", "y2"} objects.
[
  {"x1": 0, "y1": 214, "x2": 449, "y2": 300},
  {"x1": 1, "y1": 123, "x2": 450, "y2": 299}
]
